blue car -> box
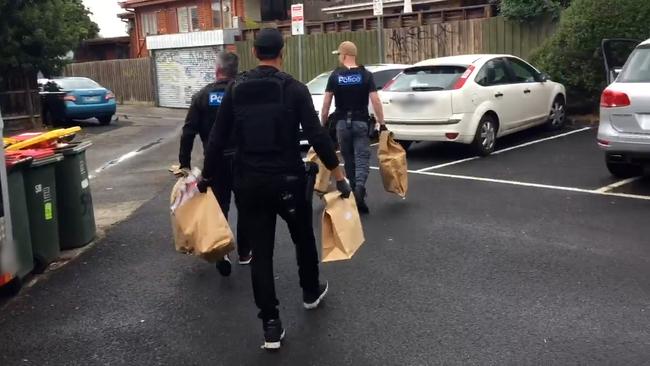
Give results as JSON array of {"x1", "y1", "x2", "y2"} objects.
[{"x1": 41, "y1": 77, "x2": 116, "y2": 125}]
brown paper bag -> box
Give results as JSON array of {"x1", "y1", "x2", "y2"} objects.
[
  {"x1": 321, "y1": 192, "x2": 365, "y2": 262},
  {"x1": 378, "y1": 131, "x2": 408, "y2": 197},
  {"x1": 171, "y1": 186, "x2": 235, "y2": 262},
  {"x1": 306, "y1": 147, "x2": 343, "y2": 194}
]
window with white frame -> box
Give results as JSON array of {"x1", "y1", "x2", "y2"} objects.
[
  {"x1": 141, "y1": 12, "x2": 158, "y2": 36},
  {"x1": 212, "y1": 0, "x2": 232, "y2": 29},
  {"x1": 178, "y1": 6, "x2": 200, "y2": 32}
]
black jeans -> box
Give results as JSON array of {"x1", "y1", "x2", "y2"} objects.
[
  {"x1": 234, "y1": 170, "x2": 320, "y2": 321},
  {"x1": 211, "y1": 153, "x2": 250, "y2": 257}
]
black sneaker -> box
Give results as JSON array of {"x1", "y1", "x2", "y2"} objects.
[
  {"x1": 215, "y1": 255, "x2": 232, "y2": 277},
  {"x1": 354, "y1": 187, "x2": 369, "y2": 214},
  {"x1": 303, "y1": 282, "x2": 328, "y2": 310},
  {"x1": 238, "y1": 252, "x2": 253, "y2": 265},
  {"x1": 261, "y1": 319, "x2": 285, "y2": 350}
]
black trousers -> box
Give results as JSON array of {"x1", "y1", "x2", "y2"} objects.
[
  {"x1": 211, "y1": 153, "x2": 250, "y2": 257},
  {"x1": 234, "y1": 170, "x2": 320, "y2": 321}
]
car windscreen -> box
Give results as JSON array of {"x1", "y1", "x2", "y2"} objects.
[
  {"x1": 307, "y1": 73, "x2": 331, "y2": 95},
  {"x1": 618, "y1": 47, "x2": 650, "y2": 82},
  {"x1": 56, "y1": 78, "x2": 101, "y2": 90},
  {"x1": 385, "y1": 66, "x2": 466, "y2": 92}
]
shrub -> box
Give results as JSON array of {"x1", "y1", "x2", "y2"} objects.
[{"x1": 530, "y1": 0, "x2": 650, "y2": 109}]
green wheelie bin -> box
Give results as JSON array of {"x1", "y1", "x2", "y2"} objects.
[
  {"x1": 5, "y1": 155, "x2": 34, "y2": 278},
  {"x1": 55, "y1": 141, "x2": 96, "y2": 249},
  {"x1": 23, "y1": 152, "x2": 63, "y2": 273}
]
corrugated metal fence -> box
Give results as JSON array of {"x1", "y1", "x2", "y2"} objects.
[
  {"x1": 63, "y1": 58, "x2": 155, "y2": 105},
  {"x1": 237, "y1": 30, "x2": 380, "y2": 83}
]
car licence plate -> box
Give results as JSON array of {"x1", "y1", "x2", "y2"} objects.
[{"x1": 84, "y1": 96, "x2": 101, "y2": 103}]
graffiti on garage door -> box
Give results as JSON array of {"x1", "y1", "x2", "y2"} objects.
[{"x1": 154, "y1": 46, "x2": 224, "y2": 108}]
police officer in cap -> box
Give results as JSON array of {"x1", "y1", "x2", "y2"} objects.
[
  {"x1": 321, "y1": 41, "x2": 387, "y2": 214},
  {"x1": 200, "y1": 28, "x2": 351, "y2": 350},
  {"x1": 178, "y1": 51, "x2": 251, "y2": 276}
]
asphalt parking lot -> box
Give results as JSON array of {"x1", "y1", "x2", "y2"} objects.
[{"x1": 1, "y1": 114, "x2": 648, "y2": 365}]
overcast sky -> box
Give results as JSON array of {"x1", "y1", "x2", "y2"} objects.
[{"x1": 83, "y1": 0, "x2": 127, "y2": 38}]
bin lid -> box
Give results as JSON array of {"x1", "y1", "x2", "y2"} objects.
[
  {"x1": 5, "y1": 151, "x2": 33, "y2": 172},
  {"x1": 20, "y1": 149, "x2": 55, "y2": 160},
  {"x1": 55, "y1": 141, "x2": 92, "y2": 156},
  {"x1": 30, "y1": 153, "x2": 63, "y2": 167}
]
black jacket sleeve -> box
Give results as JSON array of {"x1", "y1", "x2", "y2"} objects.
[
  {"x1": 179, "y1": 94, "x2": 202, "y2": 168},
  {"x1": 202, "y1": 84, "x2": 235, "y2": 181},
  {"x1": 295, "y1": 83, "x2": 340, "y2": 170}
]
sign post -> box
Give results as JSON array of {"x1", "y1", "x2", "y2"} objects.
[
  {"x1": 291, "y1": 3, "x2": 305, "y2": 81},
  {"x1": 373, "y1": 0, "x2": 384, "y2": 63}
]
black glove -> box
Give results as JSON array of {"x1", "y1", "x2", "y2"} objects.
[
  {"x1": 336, "y1": 179, "x2": 352, "y2": 199},
  {"x1": 379, "y1": 124, "x2": 388, "y2": 132},
  {"x1": 197, "y1": 177, "x2": 210, "y2": 193}
]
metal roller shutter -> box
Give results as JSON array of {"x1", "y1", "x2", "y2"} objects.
[{"x1": 154, "y1": 46, "x2": 223, "y2": 108}]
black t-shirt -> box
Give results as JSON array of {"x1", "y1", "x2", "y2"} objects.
[{"x1": 325, "y1": 66, "x2": 376, "y2": 118}]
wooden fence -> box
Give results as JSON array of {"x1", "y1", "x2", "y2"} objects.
[
  {"x1": 238, "y1": 16, "x2": 558, "y2": 83},
  {"x1": 0, "y1": 69, "x2": 41, "y2": 132},
  {"x1": 63, "y1": 58, "x2": 155, "y2": 105}
]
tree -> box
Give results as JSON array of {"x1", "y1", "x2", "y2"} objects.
[
  {"x1": 530, "y1": 0, "x2": 650, "y2": 108},
  {"x1": 499, "y1": 0, "x2": 571, "y2": 21},
  {"x1": 0, "y1": 0, "x2": 99, "y2": 75}
]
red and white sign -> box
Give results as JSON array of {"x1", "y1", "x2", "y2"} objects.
[{"x1": 291, "y1": 3, "x2": 304, "y2": 35}]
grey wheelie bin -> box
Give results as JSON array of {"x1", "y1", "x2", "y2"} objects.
[{"x1": 55, "y1": 141, "x2": 96, "y2": 249}]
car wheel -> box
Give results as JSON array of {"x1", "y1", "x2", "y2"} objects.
[
  {"x1": 397, "y1": 140, "x2": 413, "y2": 151},
  {"x1": 546, "y1": 96, "x2": 566, "y2": 131},
  {"x1": 472, "y1": 114, "x2": 497, "y2": 156},
  {"x1": 98, "y1": 115, "x2": 113, "y2": 125},
  {"x1": 606, "y1": 160, "x2": 642, "y2": 178}
]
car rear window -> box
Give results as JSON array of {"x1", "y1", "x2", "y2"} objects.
[
  {"x1": 307, "y1": 73, "x2": 331, "y2": 95},
  {"x1": 385, "y1": 66, "x2": 466, "y2": 92},
  {"x1": 56, "y1": 78, "x2": 101, "y2": 90},
  {"x1": 618, "y1": 47, "x2": 650, "y2": 82}
]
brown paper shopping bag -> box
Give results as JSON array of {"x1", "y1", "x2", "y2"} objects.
[
  {"x1": 321, "y1": 192, "x2": 365, "y2": 262},
  {"x1": 171, "y1": 186, "x2": 235, "y2": 263},
  {"x1": 306, "y1": 147, "x2": 332, "y2": 194},
  {"x1": 378, "y1": 131, "x2": 408, "y2": 197}
]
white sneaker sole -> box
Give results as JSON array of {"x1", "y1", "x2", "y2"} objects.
[
  {"x1": 262, "y1": 330, "x2": 285, "y2": 350},
  {"x1": 239, "y1": 258, "x2": 252, "y2": 265},
  {"x1": 303, "y1": 283, "x2": 328, "y2": 310}
]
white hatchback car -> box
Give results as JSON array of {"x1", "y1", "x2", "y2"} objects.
[{"x1": 380, "y1": 55, "x2": 567, "y2": 155}]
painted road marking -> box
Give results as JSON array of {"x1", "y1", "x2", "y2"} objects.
[
  {"x1": 594, "y1": 176, "x2": 642, "y2": 193},
  {"x1": 416, "y1": 127, "x2": 594, "y2": 173},
  {"x1": 370, "y1": 166, "x2": 650, "y2": 201}
]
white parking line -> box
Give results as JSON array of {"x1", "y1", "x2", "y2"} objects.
[
  {"x1": 416, "y1": 127, "x2": 594, "y2": 173},
  {"x1": 369, "y1": 166, "x2": 650, "y2": 201},
  {"x1": 594, "y1": 176, "x2": 642, "y2": 193}
]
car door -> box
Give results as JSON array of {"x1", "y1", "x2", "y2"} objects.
[
  {"x1": 473, "y1": 58, "x2": 518, "y2": 133},
  {"x1": 505, "y1": 57, "x2": 550, "y2": 126},
  {"x1": 602, "y1": 39, "x2": 640, "y2": 84}
]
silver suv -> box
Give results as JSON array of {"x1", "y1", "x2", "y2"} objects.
[{"x1": 598, "y1": 39, "x2": 650, "y2": 177}]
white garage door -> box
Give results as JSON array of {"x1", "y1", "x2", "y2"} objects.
[{"x1": 154, "y1": 46, "x2": 223, "y2": 108}]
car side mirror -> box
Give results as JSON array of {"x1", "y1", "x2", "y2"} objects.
[{"x1": 538, "y1": 73, "x2": 550, "y2": 82}]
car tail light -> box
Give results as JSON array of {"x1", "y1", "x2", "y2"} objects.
[
  {"x1": 106, "y1": 91, "x2": 115, "y2": 100},
  {"x1": 600, "y1": 89, "x2": 630, "y2": 108},
  {"x1": 63, "y1": 94, "x2": 76, "y2": 102},
  {"x1": 445, "y1": 132, "x2": 459, "y2": 140},
  {"x1": 452, "y1": 65, "x2": 476, "y2": 90}
]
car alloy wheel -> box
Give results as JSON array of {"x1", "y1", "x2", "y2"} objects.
[
  {"x1": 549, "y1": 99, "x2": 566, "y2": 129},
  {"x1": 480, "y1": 120, "x2": 496, "y2": 151}
]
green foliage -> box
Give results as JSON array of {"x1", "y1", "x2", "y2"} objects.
[
  {"x1": 531, "y1": 0, "x2": 650, "y2": 108},
  {"x1": 0, "y1": 0, "x2": 99, "y2": 75},
  {"x1": 499, "y1": 0, "x2": 565, "y2": 21}
]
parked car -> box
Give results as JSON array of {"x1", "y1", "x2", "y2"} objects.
[
  {"x1": 305, "y1": 64, "x2": 409, "y2": 145},
  {"x1": 41, "y1": 77, "x2": 116, "y2": 126},
  {"x1": 598, "y1": 38, "x2": 650, "y2": 178},
  {"x1": 380, "y1": 55, "x2": 567, "y2": 155}
]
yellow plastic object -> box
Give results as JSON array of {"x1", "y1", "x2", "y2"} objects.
[
  {"x1": 3, "y1": 137, "x2": 18, "y2": 148},
  {"x1": 5, "y1": 127, "x2": 81, "y2": 151}
]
